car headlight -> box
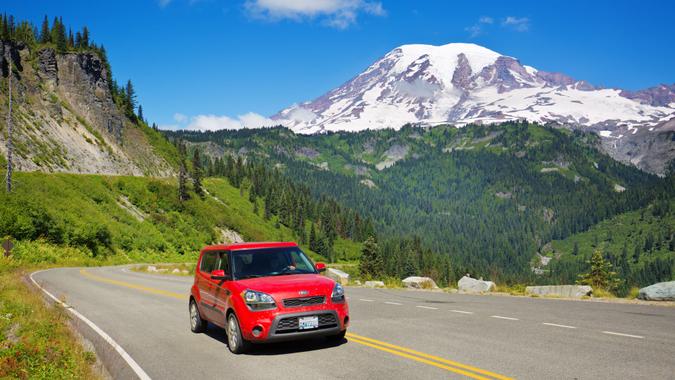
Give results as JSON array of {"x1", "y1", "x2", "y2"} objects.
[
  {"x1": 331, "y1": 283, "x2": 345, "y2": 303},
  {"x1": 242, "y1": 290, "x2": 277, "y2": 311}
]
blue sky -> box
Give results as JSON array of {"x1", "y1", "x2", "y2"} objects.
[{"x1": 4, "y1": 0, "x2": 675, "y2": 130}]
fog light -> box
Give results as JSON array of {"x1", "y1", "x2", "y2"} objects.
[{"x1": 252, "y1": 326, "x2": 263, "y2": 337}]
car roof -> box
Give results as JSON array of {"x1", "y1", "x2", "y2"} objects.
[{"x1": 201, "y1": 242, "x2": 298, "y2": 252}]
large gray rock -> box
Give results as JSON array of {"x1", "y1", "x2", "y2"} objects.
[
  {"x1": 402, "y1": 276, "x2": 438, "y2": 289},
  {"x1": 326, "y1": 268, "x2": 350, "y2": 285},
  {"x1": 638, "y1": 281, "x2": 675, "y2": 301},
  {"x1": 525, "y1": 285, "x2": 592, "y2": 298},
  {"x1": 457, "y1": 276, "x2": 495, "y2": 293},
  {"x1": 364, "y1": 280, "x2": 385, "y2": 288}
]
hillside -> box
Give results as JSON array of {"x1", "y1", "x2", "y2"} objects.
[
  {"x1": 0, "y1": 23, "x2": 176, "y2": 176},
  {"x1": 0, "y1": 171, "x2": 363, "y2": 263},
  {"x1": 169, "y1": 122, "x2": 672, "y2": 281},
  {"x1": 545, "y1": 196, "x2": 674, "y2": 295}
]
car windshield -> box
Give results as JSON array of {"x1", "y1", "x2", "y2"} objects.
[{"x1": 231, "y1": 247, "x2": 317, "y2": 279}]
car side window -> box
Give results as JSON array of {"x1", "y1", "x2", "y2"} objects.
[
  {"x1": 290, "y1": 250, "x2": 313, "y2": 272},
  {"x1": 200, "y1": 252, "x2": 217, "y2": 273},
  {"x1": 216, "y1": 251, "x2": 230, "y2": 275}
]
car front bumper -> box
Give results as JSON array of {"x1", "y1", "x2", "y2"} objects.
[{"x1": 239, "y1": 303, "x2": 349, "y2": 342}]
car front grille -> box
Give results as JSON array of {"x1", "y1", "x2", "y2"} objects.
[
  {"x1": 275, "y1": 313, "x2": 338, "y2": 334},
  {"x1": 282, "y1": 296, "x2": 325, "y2": 308}
]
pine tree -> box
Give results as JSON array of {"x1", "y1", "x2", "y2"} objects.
[
  {"x1": 178, "y1": 143, "x2": 190, "y2": 202},
  {"x1": 137, "y1": 104, "x2": 144, "y2": 122},
  {"x1": 68, "y1": 28, "x2": 74, "y2": 48},
  {"x1": 572, "y1": 242, "x2": 579, "y2": 256},
  {"x1": 359, "y1": 236, "x2": 383, "y2": 278},
  {"x1": 40, "y1": 15, "x2": 50, "y2": 44},
  {"x1": 125, "y1": 80, "x2": 136, "y2": 117},
  {"x1": 192, "y1": 149, "x2": 204, "y2": 197},
  {"x1": 577, "y1": 249, "x2": 621, "y2": 292},
  {"x1": 81, "y1": 26, "x2": 89, "y2": 48}
]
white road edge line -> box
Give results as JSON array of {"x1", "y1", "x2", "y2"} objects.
[
  {"x1": 359, "y1": 298, "x2": 374, "y2": 302},
  {"x1": 30, "y1": 269, "x2": 152, "y2": 380},
  {"x1": 416, "y1": 305, "x2": 438, "y2": 310},
  {"x1": 543, "y1": 322, "x2": 576, "y2": 329},
  {"x1": 449, "y1": 309, "x2": 474, "y2": 314},
  {"x1": 602, "y1": 331, "x2": 644, "y2": 339},
  {"x1": 384, "y1": 301, "x2": 403, "y2": 305},
  {"x1": 490, "y1": 315, "x2": 519, "y2": 321}
]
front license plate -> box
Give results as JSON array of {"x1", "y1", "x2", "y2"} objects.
[{"x1": 298, "y1": 316, "x2": 319, "y2": 330}]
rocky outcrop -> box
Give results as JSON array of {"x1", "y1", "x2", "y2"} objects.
[
  {"x1": 364, "y1": 280, "x2": 385, "y2": 288},
  {"x1": 402, "y1": 276, "x2": 438, "y2": 289},
  {"x1": 457, "y1": 276, "x2": 495, "y2": 293},
  {"x1": 326, "y1": 268, "x2": 350, "y2": 285},
  {"x1": 525, "y1": 285, "x2": 592, "y2": 298},
  {"x1": 638, "y1": 281, "x2": 675, "y2": 301},
  {"x1": 0, "y1": 43, "x2": 173, "y2": 176}
]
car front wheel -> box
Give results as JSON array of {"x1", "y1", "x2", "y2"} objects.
[
  {"x1": 189, "y1": 299, "x2": 206, "y2": 333},
  {"x1": 226, "y1": 313, "x2": 250, "y2": 354}
]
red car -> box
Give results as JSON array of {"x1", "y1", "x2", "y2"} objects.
[{"x1": 189, "y1": 242, "x2": 349, "y2": 353}]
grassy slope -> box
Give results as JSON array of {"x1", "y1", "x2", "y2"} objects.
[{"x1": 550, "y1": 198, "x2": 674, "y2": 273}]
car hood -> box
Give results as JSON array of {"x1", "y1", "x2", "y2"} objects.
[{"x1": 235, "y1": 274, "x2": 335, "y2": 297}]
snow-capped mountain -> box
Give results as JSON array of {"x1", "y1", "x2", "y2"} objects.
[{"x1": 272, "y1": 42, "x2": 675, "y2": 174}]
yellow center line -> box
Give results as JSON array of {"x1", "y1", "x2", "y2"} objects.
[
  {"x1": 348, "y1": 336, "x2": 494, "y2": 380},
  {"x1": 79, "y1": 269, "x2": 188, "y2": 300},
  {"x1": 347, "y1": 333, "x2": 513, "y2": 380},
  {"x1": 79, "y1": 268, "x2": 512, "y2": 380}
]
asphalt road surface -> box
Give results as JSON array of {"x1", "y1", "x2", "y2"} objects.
[{"x1": 31, "y1": 266, "x2": 675, "y2": 380}]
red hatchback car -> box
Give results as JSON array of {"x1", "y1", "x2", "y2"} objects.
[{"x1": 189, "y1": 242, "x2": 349, "y2": 353}]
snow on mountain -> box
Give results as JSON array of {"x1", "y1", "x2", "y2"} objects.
[
  {"x1": 271, "y1": 42, "x2": 675, "y2": 174},
  {"x1": 273, "y1": 43, "x2": 674, "y2": 135}
]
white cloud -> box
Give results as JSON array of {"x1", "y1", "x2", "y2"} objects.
[
  {"x1": 173, "y1": 113, "x2": 188, "y2": 123},
  {"x1": 158, "y1": 0, "x2": 172, "y2": 8},
  {"x1": 185, "y1": 112, "x2": 277, "y2": 131},
  {"x1": 244, "y1": 0, "x2": 385, "y2": 29},
  {"x1": 287, "y1": 106, "x2": 317, "y2": 123},
  {"x1": 465, "y1": 16, "x2": 494, "y2": 38},
  {"x1": 479, "y1": 16, "x2": 493, "y2": 24},
  {"x1": 502, "y1": 16, "x2": 530, "y2": 32},
  {"x1": 395, "y1": 79, "x2": 441, "y2": 99}
]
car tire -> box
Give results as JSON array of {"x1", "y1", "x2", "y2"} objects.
[
  {"x1": 189, "y1": 299, "x2": 206, "y2": 333},
  {"x1": 226, "y1": 313, "x2": 250, "y2": 354},
  {"x1": 328, "y1": 329, "x2": 347, "y2": 342}
]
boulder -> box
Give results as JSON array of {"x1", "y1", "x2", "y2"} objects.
[
  {"x1": 402, "y1": 276, "x2": 438, "y2": 289},
  {"x1": 146, "y1": 265, "x2": 157, "y2": 272},
  {"x1": 172, "y1": 268, "x2": 180, "y2": 274},
  {"x1": 457, "y1": 276, "x2": 495, "y2": 293},
  {"x1": 638, "y1": 281, "x2": 675, "y2": 301},
  {"x1": 325, "y1": 268, "x2": 350, "y2": 285},
  {"x1": 364, "y1": 280, "x2": 385, "y2": 288},
  {"x1": 525, "y1": 285, "x2": 592, "y2": 298}
]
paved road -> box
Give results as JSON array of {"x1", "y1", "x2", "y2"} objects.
[{"x1": 32, "y1": 266, "x2": 675, "y2": 380}]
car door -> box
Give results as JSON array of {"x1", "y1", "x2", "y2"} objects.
[
  {"x1": 210, "y1": 250, "x2": 232, "y2": 328},
  {"x1": 197, "y1": 250, "x2": 218, "y2": 321}
]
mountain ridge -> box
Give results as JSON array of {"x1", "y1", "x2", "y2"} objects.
[{"x1": 272, "y1": 42, "x2": 675, "y2": 174}]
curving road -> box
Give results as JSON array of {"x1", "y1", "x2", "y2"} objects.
[{"x1": 31, "y1": 266, "x2": 675, "y2": 380}]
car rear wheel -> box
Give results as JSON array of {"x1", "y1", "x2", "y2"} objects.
[
  {"x1": 189, "y1": 299, "x2": 206, "y2": 333},
  {"x1": 226, "y1": 313, "x2": 250, "y2": 354}
]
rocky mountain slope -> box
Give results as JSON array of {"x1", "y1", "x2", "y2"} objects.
[
  {"x1": 0, "y1": 41, "x2": 174, "y2": 176},
  {"x1": 273, "y1": 43, "x2": 675, "y2": 175}
]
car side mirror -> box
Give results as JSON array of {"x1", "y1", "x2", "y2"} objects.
[
  {"x1": 210, "y1": 269, "x2": 229, "y2": 281},
  {"x1": 315, "y1": 262, "x2": 326, "y2": 273}
]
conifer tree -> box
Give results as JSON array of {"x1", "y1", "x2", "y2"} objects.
[
  {"x1": 81, "y1": 26, "x2": 89, "y2": 48},
  {"x1": 192, "y1": 149, "x2": 204, "y2": 197},
  {"x1": 577, "y1": 249, "x2": 621, "y2": 292},
  {"x1": 359, "y1": 236, "x2": 383, "y2": 278},
  {"x1": 40, "y1": 16, "x2": 50, "y2": 44},
  {"x1": 125, "y1": 80, "x2": 136, "y2": 117},
  {"x1": 137, "y1": 104, "x2": 144, "y2": 122}
]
